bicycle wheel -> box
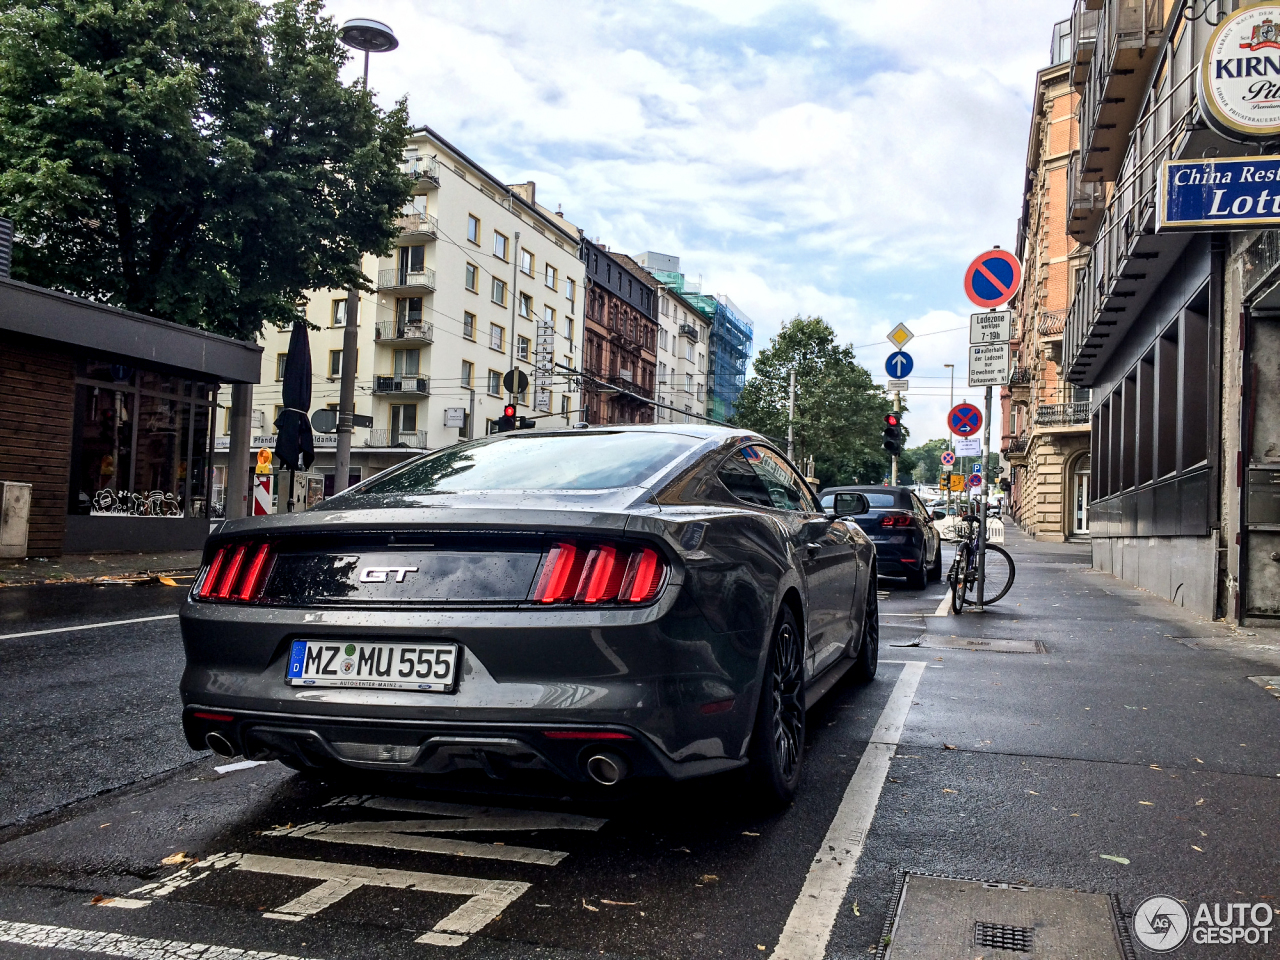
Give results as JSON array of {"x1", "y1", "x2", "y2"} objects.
[
  {"x1": 976, "y1": 544, "x2": 1016, "y2": 605},
  {"x1": 949, "y1": 542, "x2": 971, "y2": 615}
]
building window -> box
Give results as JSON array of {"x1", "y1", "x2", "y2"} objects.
[
  {"x1": 465, "y1": 262, "x2": 478, "y2": 292},
  {"x1": 565, "y1": 317, "x2": 574, "y2": 344},
  {"x1": 275, "y1": 353, "x2": 288, "y2": 381},
  {"x1": 487, "y1": 369, "x2": 503, "y2": 396},
  {"x1": 659, "y1": 328, "x2": 668, "y2": 351},
  {"x1": 398, "y1": 244, "x2": 425, "y2": 281},
  {"x1": 517, "y1": 384, "x2": 529, "y2": 406},
  {"x1": 520, "y1": 249, "x2": 534, "y2": 276},
  {"x1": 331, "y1": 298, "x2": 347, "y2": 326},
  {"x1": 396, "y1": 297, "x2": 423, "y2": 325},
  {"x1": 517, "y1": 335, "x2": 530, "y2": 361},
  {"x1": 543, "y1": 305, "x2": 555, "y2": 328},
  {"x1": 492, "y1": 277, "x2": 507, "y2": 306},
  {"x1": 565, "y1": 278, "x2": 576, "y2": 308},
  {"x1": 545, "y1": 264, "x2": 557, "y2": 290},
  {"x1": 393, "y1": 348, "x2": 420, "y2": 377},
  {"x1": 519, "y1": 292, "x2": 532, "y2": 318},
  {"x1": 697, "y1": 352, "x2": 705, "y2": 373},
  {"x1": 660, "y1": 296, "x2": 669, "y2": 317},
  {"x1": 467, "y1": 214, "x2": 480, "y2": 244},
  {"x1": 494, "y1": 231, "x2": 509, "y2": 261},
  {"x1": 273, "y1": 404, "x2": 283, "y2": 434},
  {"x1": 461, "y1": 360, "x2": 474, "y2": 388},
  {"x1": 685, "y1": 372, "x2": 694, "y2": 392},
  {"x1": 463, "y1": 311, "x2": 476, "y2": 340},
  {"x1": 329, "y1": 350, "x2": 342, "y2": 378},
  {"x1": 390, "y1": 403, "x2": 417, "y2": 437},
  {"x1": 490, "y1": 323, "x2": 505, "y2": 352},
  {"x1": 658, "y1": 361, "x2": 667, "y2": 384},
  {"x1": 561, "y1": 394, "x2": 570, "y2": 418}
]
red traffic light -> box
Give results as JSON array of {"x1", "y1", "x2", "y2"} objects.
[
  {"x1": 503, "y1": 405, "x2": 516, "y2": 418},
  {"x1": 884, "y1": 414, "x2": 899, "y2": 426}
]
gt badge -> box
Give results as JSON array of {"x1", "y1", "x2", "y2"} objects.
[{"x1": 358, "y1": 566, "x2": 419, "y2": 583}]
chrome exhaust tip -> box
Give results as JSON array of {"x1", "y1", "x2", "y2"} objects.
[
  {"x1": 585, "y1": 752, "x2": 629, "y2": 785},
  {"x1": 205, "y1": 731, "x2": 236, "y2": 758}
]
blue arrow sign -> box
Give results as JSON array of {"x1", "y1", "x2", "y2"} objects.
[{"x1": 885, "y1": 351, "x2": 914, "y2": 379}]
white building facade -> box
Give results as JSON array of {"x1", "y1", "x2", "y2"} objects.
[
  {"x1": 216, "y1": 125, "x2": 585, "y2": 502},
  {"x1": 635, "y1": 252, "x2": 710, "y2": 424}
]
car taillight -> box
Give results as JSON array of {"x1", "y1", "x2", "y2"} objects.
[
  {"x1": 196, "y1": 542, "x2": 275, "y2": 602},
  {"x1": 532, "y1": 541, "x2": 666, "y2": 605},
  {"x1": 880, "y1": 513, "x2": 914, "y2": 527}
]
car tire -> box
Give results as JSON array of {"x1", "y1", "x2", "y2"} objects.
[
  {"x1": 748, "y1": 606, "x2": 806, "y2": 807},
  {"x1": 928, "y1": 543, "x2": 943, "y2": 582},
  {"x1": 852, "y1": 575, "x2": 878, "y2": 683},
  {"x1": 906, "y1": 561, "x2": 927, "y2": 590}
]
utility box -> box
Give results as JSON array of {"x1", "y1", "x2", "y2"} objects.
[{"x1": 0, "y1": 481, "x2": 32, "y2": 558}]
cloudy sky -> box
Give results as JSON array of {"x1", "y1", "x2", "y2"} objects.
[{"x1": 327, "y1": 0, "x2": 1071, "y2": 443}]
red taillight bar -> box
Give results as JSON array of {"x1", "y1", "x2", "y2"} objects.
[
  {"x1": 532, "y1": 541, "x2": 666, "y2": 605},
  {"x1": 880, "y1": 513, "x2": 913, "y2": 527},
  {"x1": 192, "y1": 711, "x2": 234, "y2": 722},
  {"x1": 197, "y1": 541, "x2": 274, "y2": 603}
]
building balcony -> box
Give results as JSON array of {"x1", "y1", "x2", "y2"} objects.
[
  {"x1": 375, "y1": 321, "x2": 434, "y2": 345},
  {"x1": 1008, "y1": 365, "x2": 1033, "y2": 405},
  {"x1": 377, "y1": 267, "x2": 436, "y2": 294},
  {"x1": 396, "y1": 212, "x2": 438, "y2": 244},
  {"x1": 679, "y1": 323, "x2": 699, "y2": 342},
  {"x1": 1034, "y1": 401, "x2": 1091, "y2": 428},
  {"x1": 1074, "y1": 0, "x2": 1168, "y2": 185},
  {"x1": 1064, "y1": 52, "x2": 1204, "y2": 387},
  {"x1": 1038, "y1": 310, "x2": 1066, "y2": 340},
  {"x1": 366, "y1": 428, "x2": 429, "y2": 449},
  {"x1": 403, "y1": 155, "x2": 440, "y2": 191},
  {"x1": 609, "y1": 371, "x2": 653, "y2": 399},
  {"x1": 1007, "y1": 437, "x2": 1031, "y2": 459},
  {"x1": 373, "y1": 376, "x2": 430, "y2": 397},
  {"x1": 1069, "y1": 3, "x2": 1097, "y2": 86},
  {"x1": 1067, "y1": 153, "x2": 1107, "y2": 244}
]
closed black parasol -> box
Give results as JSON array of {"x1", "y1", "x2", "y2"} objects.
[{"x1": 273, "y1": 321, "x2": 315, "y2": 510}]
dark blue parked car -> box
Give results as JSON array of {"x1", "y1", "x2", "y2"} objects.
[{"x1": 819, "y1": 485, "x2": 942, "y2": 589}]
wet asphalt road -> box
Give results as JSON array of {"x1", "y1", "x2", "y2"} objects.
[{"x1": 0, "y1": 531, "x2": 1278, "y2": 959}]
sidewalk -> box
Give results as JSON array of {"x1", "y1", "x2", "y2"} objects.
[{"x1": 0, "y1": 550, "x2": 204, "y2": 587}]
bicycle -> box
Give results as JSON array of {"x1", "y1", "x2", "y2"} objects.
[{"x1": 947, "y1": 512, "x2": 1015, "y2": 614}]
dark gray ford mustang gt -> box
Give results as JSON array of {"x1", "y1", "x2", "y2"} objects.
[{"x1": 181, "y1": 425, "x2": 879, "y2": 802}]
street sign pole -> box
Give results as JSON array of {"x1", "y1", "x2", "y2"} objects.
[
  {"x1": 891, "y1": 390, "x2": 900, "y2": 484},
  {"x1": 975, "y1": 384, "x2": 993, "y2": 612}
]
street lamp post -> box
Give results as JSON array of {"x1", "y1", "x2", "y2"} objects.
[{"x1": 333, "y1": 18, "x2": 398, "y2": 495}]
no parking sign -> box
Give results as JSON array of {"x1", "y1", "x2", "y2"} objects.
[{"x1": 964, "y1": 249, "x2": 1022, "y2": 309}]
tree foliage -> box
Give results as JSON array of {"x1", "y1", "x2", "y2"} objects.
[
  {"x1": 732, "y1": 316, "x2": 893, "y2": 489},
  {"x1": 905, "y1": 438, "x2": 950, "y2": 485},
  {"x1": 0, "y1": 0, "x2": 411, "y2": 339}
]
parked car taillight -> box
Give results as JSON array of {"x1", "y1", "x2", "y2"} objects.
[
  {"x1": 880, "y1": 513, "x2": 914, "y2": 527},
  {"x1": 196, "y1": 542, "x2": 275, "y2": 602},
  {"x1": 532, "y1": 541, "x2": 666, "y2": 605}
]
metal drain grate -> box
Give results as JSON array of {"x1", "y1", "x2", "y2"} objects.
[{"x1": 975, "y1": 921, "x2": 1034, "y2": 951}]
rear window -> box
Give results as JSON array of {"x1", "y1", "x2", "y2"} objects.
[
  {"x1": 862, "y1": 493, "x2": 897, "y2": 508},
  {"x1": 353, "y1": 432, "x2": 702, "y2": 494}
]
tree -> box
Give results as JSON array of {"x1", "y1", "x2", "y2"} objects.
[
  {"x1": 904, "y1": 438, "x2": 950, "y2": 485},
  {"x1": 0, "y1": 0, "x2": 411, "y2": 340},
  {"x1": 732, "y1": 316, "x2": 893, "y2": 488}
]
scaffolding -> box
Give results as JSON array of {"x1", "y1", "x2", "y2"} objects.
[{"x1": 650, "y1": 271, "x2": 754, "y2": 421}]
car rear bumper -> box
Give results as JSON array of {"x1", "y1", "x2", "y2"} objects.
[{"x1": 868, "y1": 535, "x2": 925, "y2": 573}]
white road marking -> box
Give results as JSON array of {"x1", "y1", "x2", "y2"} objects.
[
  {"x1": 771, "y1": 660, "x2": 927, "y2": 960},
  {"x1": 132, "y1": 851, "x2": 528, "y2": 947},
  {"x1": 328, "y1": 795, "x2": 608, "y2": 832},
  {"x1": 933, "y1": 589, "x2": 953, "y2": 617},
  {"x1": 265, "y1": 821, "x2": 569, "y2": 866},
  {"x1": 0, "y1": 614, "x2": 178, "y2": 641},
  {"x1": 214, "y1": 759, "x2": 268, "y2": 774},
  {"x1": 0, "y1": 919, "x2": 321, "y2": 959}
]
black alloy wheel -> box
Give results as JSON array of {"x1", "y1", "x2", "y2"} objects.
[
  {"x1": 852, "y1": 573, "x2": 879, "y2": 683},
  {"x1": 749, "y1": 606, "x2": 806, "y2": 805}
]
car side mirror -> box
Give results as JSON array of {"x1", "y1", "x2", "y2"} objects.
[{"x1": 833, "y1": 492, "x2": 869, "y2": 516}]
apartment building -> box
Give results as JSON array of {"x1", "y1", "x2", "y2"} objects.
[
  {"x1": 635, "y1": 252, "x2": 711, "y2": 423},
  {"x1": 215, "y1": 125, "x2": 584, "y2": 499},
  {"x1": 579, "y1": 239, "x2": 658, "y2": 424},
  {"x1": 1061, "y1": 0, "x2": 1280, "y2": 622},
  {"x1": 1002, "y1": 24, "x2": 1092, "y2": 542}
]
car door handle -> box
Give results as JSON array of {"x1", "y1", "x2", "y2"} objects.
[{"x1": 806, "y1": 542, "x2": 822, "y2": 551}]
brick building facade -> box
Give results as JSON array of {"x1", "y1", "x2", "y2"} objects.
[{"x1": 579, "y1": 240, "x2": 657, "y2": 424}]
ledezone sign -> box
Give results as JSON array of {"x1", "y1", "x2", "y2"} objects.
[{"x1": 1200, "y1": 5, "x2": 1280, "y2": 141}]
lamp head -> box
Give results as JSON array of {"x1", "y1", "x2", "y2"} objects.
[{"x1": 338, "y1": 18, "x2": 398, "y2": 53}]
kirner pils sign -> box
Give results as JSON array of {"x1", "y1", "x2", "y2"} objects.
[
  {"x1": 1159, "y1": 157, "x2": 1280, "y2": 230},
  {"x1": 1200, "y1": 5, "x2": 1280, "y2": 140}
]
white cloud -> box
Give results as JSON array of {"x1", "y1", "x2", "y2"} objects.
[{"x1": 323, "y1": 0, "x2": 1068, "y2": 441}]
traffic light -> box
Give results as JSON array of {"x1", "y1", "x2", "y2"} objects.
[
  {"x1": 882, "y1": 413, "x2": 903, "y2": 457},
  {"x1": 999, "y1": 478, "x2": 1012, "y2": 494},
  {"x1": 497, "y1": 404, "x2": 517, "y2": 433}
]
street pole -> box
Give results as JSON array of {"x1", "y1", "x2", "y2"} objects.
[
  {"x1": 333, "y1": 18, "x2": 397, "y2": 491},
  {"x1": 890, "y1": 390, "x2": 900, "y2": 484},
  {"x1": 508, "y1": 231, "x2": 521, "y2": 407},
  {"x1": 467, "y1": 386, "x2": 475, "y2": 440},
  {"x1": 945, "y1": 363, "x2": 955, "y2": 512},
  {"x1": 787, "y1": 367, "x2": 796, "y2": 461},
  {"x1": 975, "y1": 384, "x2": 993, "y2": 612},
  {"x1": 226, "y1": 383, "x2": 254, "y2": 519}
]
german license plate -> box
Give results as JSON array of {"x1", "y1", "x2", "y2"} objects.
[{"x1": 286, "y1": 640, "x2": 458, "y2": 691}]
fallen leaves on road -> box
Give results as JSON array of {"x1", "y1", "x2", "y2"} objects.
[
  {"x1": 1027, "y1": 790, "x2": 1039, "y2": 795},
  {"x1": 1193, "y1": 758, "x2": 1204, "y2": 764},
  {"x1": 671, "y1": 846, "x2": 690, "y2": 853},
  {"x1": 1149, "y1": 764, "x2": 1161, "y2": 770},
  {"x1": 742, "y1": 831, "x2": 760, "y2": 836},
  {"x1": 853, "y1": 900, "x2": 860, "y2": 916},
  {"x1": 700, "y1": 874, "x2": 720, "y2": 883},
  {"x1": 89, "y1": 895, "x2": 113, "y2": 905},
  {"x1": 1195, "y1": 798, "x2": 1205, "y2": 805},
  {"x1": 160, "y1": 852, "x2": 193, "y2": 866},
  {"x1": 1192, "y1": 846, "x2": 1204, "y2": 852},
  {"x1": 582, "y1": 899, "x2": 599, "y2": 912},
  {"x1": 1099, "y1": 855, "x2": 1130, "y2": 865},
  {"x1": 1138, "y1": 801, "x2": 1154, "y2": 806},
  {"x1": 601, "y1": 900, "x2": 639, "y2": 906},
  {"x1": 943, "y1": 744, "x2": 957, "y2": 750},
  {"x1": 943, "y1": 789, "x2": 957, "y2": 793}
]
